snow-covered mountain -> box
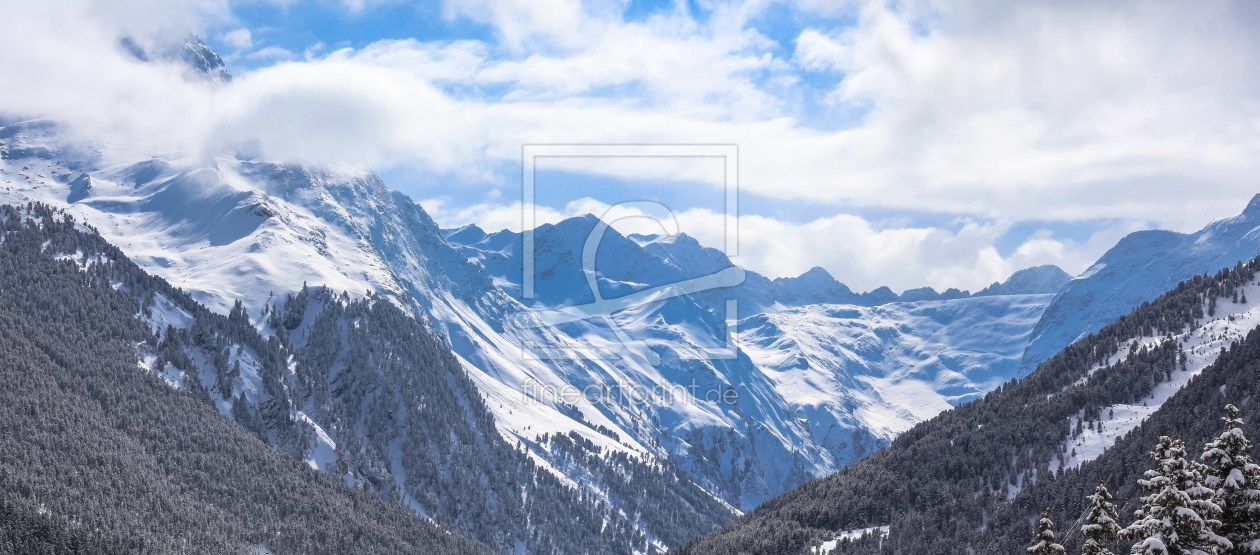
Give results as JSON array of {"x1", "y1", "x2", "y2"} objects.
[
  {"x1": 0, "y1": 114, "x2": 1067, "y2": 516},
  {"x1": 974, "y1": 264, "x2": 1071, "y2": 297},
  {"x1": 1022, "y1": 195, "x2": 1260, "y2": 372},
  {"x1": 686, "y1": 257, "x2": 1260, "y2": 554},
  {"x1": 118, "y1": 35, "x2": 232, "y2": 82},
  {"x1": 0, "y1": 126, "x2": 744, "y2": 551},
  {"x1": 740, "y1": 295, "x2": 1051, "y2": 432},
  {"x1": 14, "y1": 72, "x2": 1260, "y2": 552},
  {"x1": 9, "y1": 25, "x2": 1260, "y2": 555},
  {"x1": 0, "y1": 203, "x2": 490, "y2": 554},
  {"x1": 624, "y1": 230, "x2": 974, "y2": 309},
  {"x1": 447, "y1": 216, "x2": 1065, "y2": 504},
  {"x1": 17, "y1": 51, "x2": 1260, "y2": 528},
  {"x1": 34, "y1": 37, "x2": 1260, "y2": 547}
]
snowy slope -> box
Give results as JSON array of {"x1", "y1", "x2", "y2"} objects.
[
  {"x1": 740, "y1": 295, "x2": 1052, "y2": 444},
  {"x1": 450, "y1": 215, "x2": 1061, "y2": 503},
  {"x1": 1, "y1": 120, "x2": 796, "y2": 508},
  {"x1": 975, "y1": 265, "x2": 1071, "y2": 297},
  {"x1": 683, "y1": 256, "x2": 1260, "y2": 555},
  {"x1": 1052, "y1": 280, "x2": 1260, "y2": 472},
  {"x1": 1023, "y1": 196, "x2": 1260, "y2": 371},
  {"x1": 810, "y1": 526, "x2": 889, "y2": 554},
  {"x1": 0, "y1": 118, "x2": 1066, "y2": 512}
]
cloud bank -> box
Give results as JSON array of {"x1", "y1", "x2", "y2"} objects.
[{"x1": 2, "y1": 0, "x2": 1258, "y2": 290}]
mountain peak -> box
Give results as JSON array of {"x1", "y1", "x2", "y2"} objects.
[
  {"x1": 772, "y1": 266, "x2": 846, "y2": 291},
  {"x1": 444, "y1": 223, "x2": 487, "y2": 245},
  {"x1": 864, "y1": 285, "x2": 898, "y2": 303},
  {"x1": 976, "y1": 265, "x2": 1071, "y2": 297},
  {"x1": 795, "y1": 266, "x2": 837, "y2": 282},
  {"x1": 1244, "y1": 193, "x2": 1260, "y2": 216},
  {"x1": 769, "y1": 266, "x2": 857, "y2": 306},
  {"x1": 546, "y1": 213, "x2": 602, "y2": 233},
  {"x1": 119, "y1": 35, "x2": 231, "y2": 83},
  {"x1": 631, "y1": 232, "x2": 703, "y2": 248},
  {"x1": 179, "y1": 37, "x2": 232, "y2": 83},
  {"x1": 898, "y1": 286, "x2": 941, "y2": 302}
]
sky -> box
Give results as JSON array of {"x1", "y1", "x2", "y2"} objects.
[{"x1": 2, "y1": 0, "x2": 1259, "y2": 292}]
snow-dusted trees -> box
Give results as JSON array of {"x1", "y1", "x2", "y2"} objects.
[
  {"x1": 1201, "y1": 405, "x2": 1260, "y2": 554},
  {"x1": 1082, "y1": 484, "x2": 1121, "y2": 555},
  {"x1": 1122, "y1": 435, "x2": 1232, "y2": 554},
  {"x1": 1027, "y1": 508, "x2": 1066, "y2": 555},
  {"x1": 0, "y1": 203, "x2": 484, "y2": 554},
  {"x1": 1115, "y1": 405, "x2": 1260, "y2": 555},
  {"x1": 1080, "y1": 405, "x2": 1260, "y2": 555}
]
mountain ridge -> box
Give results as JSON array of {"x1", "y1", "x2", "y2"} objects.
[
  {"x1": 0, "y1": 116, "x2": 1065, "y2": 517},
  {"x1": 683, "y1": 255, "x2": 1260, "y2": 554},
  {"x1": 452, "y1": 221, "x2": 1067, "y2": 309},
  {"x1": 0, "y1": 202, "x2": 487, "y2": 554},
  {"x1": 1022, "y1": 193, "x2": 1260, "y2": 372}
]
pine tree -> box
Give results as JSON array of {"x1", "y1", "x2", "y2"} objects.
[
  {"x1": 1201, "y1": 405, "x2": 1260, "y2": 554},
  {"x1": 1122, "y1": 436, "x2": 1232, "y2": 554},
  {"x1": 1083, "y1": 484, "x2": 1121, "y2": 555},
  {"x1": 1028, "y1": 508, "x2": 1066, "y2": 555}
]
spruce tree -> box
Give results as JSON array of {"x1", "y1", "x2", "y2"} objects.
[
  {"x1": 1082, "y1": 484, "x2": 1121, "y2": 555},
  {"x1": 1123, "y1": 436, "x2": 1232, "y2": 554},
  {"x1": 1201, "y1": 405, "x2": 1260, "y2": 554},
  {"x1": 1027, "y1": 508, "x2": 1066, "y2": 555}
]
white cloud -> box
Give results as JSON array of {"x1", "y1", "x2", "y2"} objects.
[
  {"x1": 669, "y1": 209, "x2": 1110, "y2": 292},
  {"x1": 767, "y1": 0, "x2": 1260, "y2": 228},
  {"x1": 439, "y1": 0, "x2": 609, "y2": 51},
  {"x1": 340, "y1": 0, "x2": 400, "y2": 13},
  {"x1": 0, "y1": 1, "x2": 230, "y2": 160},
  {"x1": 220, "y1": 27, "x2": 252, "y2": 50},
  {"x1": 3, "y1": 0, "x2": 1259, "y2": 290},
  {"x1": 245, "y1": 45, "x2": 296, "y2": 61},
  {"x1": 793, "y1": 28, "x2": 846, "y2": 72},
  {"x1": 319, "y1": 0, "x2": 1260, "y2": 229}
]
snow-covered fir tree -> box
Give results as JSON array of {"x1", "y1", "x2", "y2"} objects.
[
  {"x1": 1082, "y1": 483, "x2": 1122, "y2": 555},
  {"x1": 1201, "y1": 405, "x2": 1260, "y2": 554},
  {"x1": 1122, "y1": 436, "x2": 1232, "y2": 554},
  {"x1": 1028, "y1": 508, "x2": 1066, "y2": 555}
]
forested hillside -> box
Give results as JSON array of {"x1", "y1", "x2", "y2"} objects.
[
  {"x1": 0, "y1": 202, "x2": 733, "y2": 553},
  {"x1": 683, "y1": 257, "x2": 1260, "y2": 554},
  {"x1": 0, "y1": 203, "x2": 484, "y2": 554},
  {"x1": 265, "y1": 286, "x2": 735, "y2": 552}
]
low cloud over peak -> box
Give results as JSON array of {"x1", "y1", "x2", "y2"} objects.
[{"x1": 4, "y1": 0, "x2": 1259, "y2": 291}]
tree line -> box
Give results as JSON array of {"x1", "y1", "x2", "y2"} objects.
[{"x1": 1027, "y1": 404, "x2": 1260, "y2": 554}]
